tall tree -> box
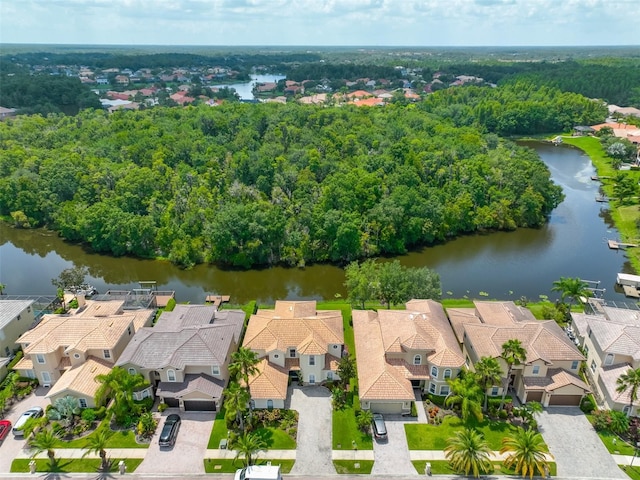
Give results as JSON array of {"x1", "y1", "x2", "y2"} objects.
[
  {"x1": 232, "y1": 432, "x2": 266, "y2": 467},
  {"x1": 344, "y1": 259, "x2": 378, "y2": 309},
  {"x1": 616, "y1": 367, "x2": 640, "y2": 415},
  {"x1": 29, "y1": 428, "x2": 59, "y2": 469},
  {"x1": 82, "y1": 428, "x2": 113, "y2": 471},
  {"x1": 445, "y1": 372, "x2": 484, "y2": 423},
  {"x1": 229, "y1": 347, "x2": 260, "y2": 414},
  {"x1": 51, "y1": 265, "x2": 89, "y2": 292},
  {"x1": 474, "y1": 356, "x2": 503, "y2": 412},
  {"x1": 224, "y1": 382, "x2": 250, "y2": 432},
  {"x1": 500, "y1": 427, "x2": 549, "y2": 479},
  {"x1": 336, "y1": 354, "x2": 356, "y2": 389},
  {"x1": 551, "y1": 276, "x2": 589, "y2": 307},
  {"x1": 444, "y1": 428, "x2": 493, "y2": 478},
  {"x1": 95, "y1": 367, "x2": 149, "y2": 425},
  {"x1": 499, "y1": 339, "x2": 527, "y2": 410}
]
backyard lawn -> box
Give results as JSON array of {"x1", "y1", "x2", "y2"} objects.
[
  {"x1": 11, "y1": 458, "x2": 142, "y2": 473},
  {"x1": 405, "y1": 415, "x2": 520, "y2": 450}
]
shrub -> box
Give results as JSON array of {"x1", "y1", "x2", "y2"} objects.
[
  {"x1": 580, "y1": 396, "x2": 596, "y2": 414},
  {"x1": 592, "y1": 409, "x2": 612, "y2": 432},
  {"x1": 498, "y1": 409, "x2": 508, "y2": 420},
  {"x1": 135, "y1": 397, "x2": 154, "y2": 413},
  {"x1": 158, "y1": 402, "x2": 168, "y2": 413},
  {"x1": 410, "y1": 401, "x2": 418, "y2": 417},
  {"x1": 165, "y1": 298, "x2": 177, "y2": 311},
  {"x1": 94, "y1": 406, "x2": 107, "y2": 420},
  {"x1": 81, "y1": 408, "x2": 97, "y2": 423}
]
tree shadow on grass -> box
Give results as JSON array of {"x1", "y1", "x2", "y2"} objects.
[{"x1": 254, "y1": 428, "x2": 274, "y2": 447}]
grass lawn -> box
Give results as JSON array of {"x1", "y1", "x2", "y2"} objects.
[
  {"x1": 412, "y1": 460, "x2": 556, "y2": 476},
  {"x1": 332, "y1": 398, "x2": 373, "y2": 450},
  {"x1": 317, "y1": 301, "x2": 355, "y2": 354},
  {"x1": 207, "y1": 409, "x2": 229, "y2": 449},
  {"x1": 11, "y1": 458, "x2": 142, "y2": 473},
  {"x1": 333, "y1": 459, "x2": 374, "y2": 474},
  {"x1": 53, "y1": 421, "x2": 146, "y2": 449},
  {"x1": 204, "y1": 458, "x2": 294, "y2": 474},
  {"x1": 621, "y1": 465, "x2": 640, "y2": 480},
  {"x1": 405, "y1": 415, "x2": 519, "y2": 450},
  {"x1": 254, "y1": 426, "x2": 297, "y2": 449},
  {"x1": 594, "y1": 430, "x2": 636, "y2": 456}
]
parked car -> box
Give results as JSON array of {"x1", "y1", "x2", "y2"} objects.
[
  {"x1": 159, "y1": 414, "x2": 181, "y2": 447},
  {"x1": 234, "y1": 465, "x2": 282, "y2": 480},
  {"x1": 0, "y1": 420, "x2": 12, "y2": 443},
  {"x1": 12, "y1": 406, "x2": 44, "y2": 436},
  {"x1": 371, "y1": 413, "x2": 387, "y2": 440}
]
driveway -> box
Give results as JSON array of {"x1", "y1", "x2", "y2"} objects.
[
  {"x1": 0, "y1": 386, "x2": 51, "y2": 474},
  {"x1": 537, "y1": 407, "x2": 627, "y2": 479},
  {"x1": 288, "y1": 386, "x2": 336, "y2": 475},
  {"x1": 134, "y1": 410, "x2": 215, "y2": 475},
  {"x1": 371, "y1": 416, "x2": 417, "y2": 475}
]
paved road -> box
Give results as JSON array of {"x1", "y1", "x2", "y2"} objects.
[
  {"x1": 288, "y1": 386, "x2": 336, "y2": 475},
  {"x1": 538, "y1": 407, "x2": 628, "y2": 479},
  {"x1": 371, "y1": 417, "x2": 416, "y2": 475}
]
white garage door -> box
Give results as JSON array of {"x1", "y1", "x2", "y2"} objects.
[{"x1": 370, "y1": 402, "x2": 404, "y2": 414}]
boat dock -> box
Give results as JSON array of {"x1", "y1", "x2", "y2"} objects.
[
  {"x1": 596, "y1": 195, "x2": 608, "y2": 202},
  {"x1": 205, "y1": 294, "x2": 231, "y2": 307},
  {"x1": 616, "y1": 273, "x2": 640, "y2": 298},
  {"x1": 608, "y1": 240, "x2": 638, "y2": 250}
]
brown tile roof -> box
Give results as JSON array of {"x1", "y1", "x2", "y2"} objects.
[
  {"x1": 573, "y1": 314, "x2": 640, "y2": 362},
  {"x1": 79, "y1": 300, "x2": 124, "y2": 317},
  {"x1": 46, "y1": 356, "x2": 112, "y2": 400},
  {"x1": 474, "y1": 301, "x2": 536, "y2": 326},
  {"x1": 599, "y1": 363, "x2": 640, "y2": 406},
  {"x1": 522, "y1": 368, "x2": 590, "y2": 393},
  {"x1": 243, "y1": 301, "x2": 343, "y2": 354},
  {"x1": 13, "y1": 357, "x2": 33, "y2": 371},
  {"x1": 248, "y1": 358, "x2": 289, "y2": 400},
  {"x1": 446, "y1": 307, "x2": 481, "y2": 342},
  {"x1": 157, "y1": 373, "x2": 224, "y2": 399}
]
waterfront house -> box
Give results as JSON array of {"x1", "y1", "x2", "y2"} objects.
[{"x1": 0, "y1": 300, "x2": 36, "y2": 380}]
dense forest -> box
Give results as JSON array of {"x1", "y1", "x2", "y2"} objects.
[{"x1": 0, "y1": 97, "x2": 570, "y2": 269}]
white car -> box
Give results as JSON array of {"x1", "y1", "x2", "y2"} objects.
[{"x1": 12, "y1": 406, "x2": 44, "y2": 436}]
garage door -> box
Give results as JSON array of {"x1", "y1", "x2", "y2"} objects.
[
  {"x1": 163, "y1": 397, "x2": 179, "y2": 408},
  {"x1": 183, "y1": 400, "x2": 216, "y2": 411},
  {"x1": 548, "y1": 394, "x2": 582, "y2": 406},
  {"x1": 370, "y1": 403, "x2": 404, "y2": 414},
  {"x1": 527, "y1": 391, "x2": 543, "y2": 402}
]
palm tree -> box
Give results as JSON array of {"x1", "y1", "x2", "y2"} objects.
[
  {"x1": 501, "y1": 427, "x2": 549, "y2": 479},
  {"x1": 232, "y1": 432, "x2": 266, "y2": 467},
  {"x1": 616, "y1": 367, "x2": 640, "y2": 415},
  {"x1": 224, "y1": 382, "x2": 250, "y2": 432},
  {"x1": 229, "y1": 347, "x2": 260, "y2": 388},
  {"x1": 445, "y1": 372, "x2": 484, "y2": 424},
  {"x1": 95, "y1": 367, "x2": 150, "y2": 425},
  {"x1": 356, "y1": 409, "x2": 374, "y2": 434},
  {"x1": 474, "y1": 356, "x2": 503, "y2": 412},
  {"x1": 444, "y1": 428, "x2": 493, "y2": 478},
  {"x1": 551, "y1": 276, "x2": 590, "y2": 307},
  {"x1": 29, "y1": 428, "x2": 59, "y2": 469},
  {"x1": 499, "y1": 339, "x2": 527, "y2": 410},
  {"x1": 82, "y1": 428, "x2": 113, "y2": 471}
]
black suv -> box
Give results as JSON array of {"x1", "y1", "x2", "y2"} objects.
[
  {"x1": 371, "y1": 413, "x2": 387, "y2": 440},
  {"x1": 159, "y1": 414, "x2": 181, "y2": 447}
]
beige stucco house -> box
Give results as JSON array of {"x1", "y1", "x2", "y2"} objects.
[
  {"x1": 448, "y1": 301, "x2": 589, "y2": 407},
  {"x1": 242, "y1": 301, "x2": 344, "y2": 409},
  {"x1": 0, "y1": 299, "x2": 36, "y2": 380},
  {"x1": 13, "y1": 298, "x2": 154, "y2": 407},
  {"x1": 353, "y1": 299, "x2": 465, "y2": 414},
  {"x1": 572, "y1": 303, "x2": 640, "y2": 415},
  {"x1": 116, "y1": 304, "x2": 245, "y2": 411}
]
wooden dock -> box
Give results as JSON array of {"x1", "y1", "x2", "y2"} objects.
[
  {"x1": 205, "y1": 294, "x2": 230, "y2": 307},
  {"x1": 623, "y1": 285, "x2": 640, "y2": 298},
  {"x1": 608, "y1": 240, "x2": 639, "y2": 250}
]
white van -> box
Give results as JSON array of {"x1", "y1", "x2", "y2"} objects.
[{"x1": 234, "y1": 465, "x2": 282, "y2": 480}]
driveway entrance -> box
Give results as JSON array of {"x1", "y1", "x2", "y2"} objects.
[
  {"x1": 288, "y1": 386, "x2": 335, "y2": 475},
  {"x1": 537, "y1": 407, "x2": 627, "y2": 479},
  {"x1": 371, "y1": 416, "x2": 416, "y2": 475}
]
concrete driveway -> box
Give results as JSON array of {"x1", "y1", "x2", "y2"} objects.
[
  {"x1": 537, "y1": 407, "x2": 627, "y2": 479},
  {"x1": 371, "y1": 416, "x2": 417, "y2": 475},
  {"x1": 134, "y1": 410, "x2": 215, "y2": 475},
  {"x1": 288, "y1": 386, "x2": 336, "y2": 475},
  {"x1": 0, "y1": 386, "x2": 51, "y2": 474}
]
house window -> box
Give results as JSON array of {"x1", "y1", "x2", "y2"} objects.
[
  {"x1": 212, "y1": 365, "x2": 220, "y2": 376},
  {"x1": 584, "y1": 345, "x2": 589, "y2": 356},
  {"x1": 327, "y1": 371, "x2": 333, "y2": 381},
  {"x1": 429, "y1": 382, "x2": 436, "y2": 394},
  {"x1": 142, "y1": 389, "x2": 149, "y2": 399},
  {"x1": 274, "y1": 354, "x2": 279, "y2": 359},
  {"x1": 103, "y1": 350, "x2": 111, "y2": 359},
  {"x1": 440, "y1": 385, "x2": 450, "y2": 396},
  {"x1": 17, "y1": 314, "x2": 21, "y2": 321},
  {"x1": 128, "y1": 368, "x2": 136, "y2": 375},
  {"x1": 309, "y1": 355, "x2": 315, "y2": 366},
  {"x1": 128, "y1": 326, "x2": 132, "y2": 335},
  {"x1": 4, "y1": 346, "x2": 10, "y2": 357},
  {"x1": 309, "y1": 374, "x2": 316, "y2": 384},
  {"x1": 590, "y1": 360, "x2": 597, "y2": 373},
  {"x1": 605, "y1": 353, "x2": 614, "y2": 366},
  {"x1": 267, "y1": 399, "x2": 273, "y2": 410},
  {"x1": 167, "y1": 369, "x2": 176, "y2": 382},
  {"x1": 78, "y1": 398, "x2": 88, "y2": 408},
  {"x1": 491, "y1": 386, "x2": 499, "y2": 396},
  {"x1": 624, "y1": 405, "x2": 632, "y2": 416},
  {"x1": 465, "y1": 356, "x2": 470, "y2": 368},
  {"x1": 289, "y1": 348, "x2": 296, "y2": 358},
  {"x1": 444, "y1": 369, "x2": 452, "y2": 379},
  {"x1": 532, "y1": 365, "x2": 540, "y2": 375},
  {"x1": 431, "y1": 366, "x2": 438, "y2": 379},
  {"x1": 571, "y1": 360, "x2": 579, "y2": 370},
  {"x1": 36, "y1": 354, "x2": 45, "y2": 364},
  {"x1": 413, "y1": 355, "x2": 422, "y2": 365},
  {"x1": 74, "y1": 353, "x2": 81, "y2": 359},
  {"x1": 41, "y1": 371, "x2": 51, "y2": 384}
]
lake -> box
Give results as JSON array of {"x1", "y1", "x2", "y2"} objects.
[
  {"x1": 213, "y1": 74, "x2": 286, "y2": 100},
  {"x1": 0, "y1": 142, "x2": 632, "y2": 305}
]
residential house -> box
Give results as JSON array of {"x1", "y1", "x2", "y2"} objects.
[
  {"x1": 448, "y1": 301, "x2": 589, "y2": 406},
  {"x1": 0, "y1": 300, "x2": 36, "y2": 380},
  {"x1": 572, "y1": 303, "x2": 640, "y2": 415},
  {"x1": 0, "y1": 107, "x2": 17, "y2": 121},
  {"x1": 116, "y1": 304, "x2": 244, "y2": 411},
  {"x1": 13, "y1": 297, "x2": 154, "y2": 407},
  {"x1": 353, "y1": 299, "x2": 464, "y2": 414},
  {"x1": 242, "y1": 301, "x2": 344, "y2": 409}
]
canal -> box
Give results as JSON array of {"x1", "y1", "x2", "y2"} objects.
[{"x1": 0, "y1": 142, "x2": 632, "y2": 305}]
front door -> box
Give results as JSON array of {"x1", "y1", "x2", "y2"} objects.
[{"x1": 41, "y1": 371, "x2": 51, "y2": 385}]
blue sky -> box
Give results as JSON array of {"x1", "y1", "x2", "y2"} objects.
[{"x1": 1, "y1": 0, "x2": 638, "y2": 46}]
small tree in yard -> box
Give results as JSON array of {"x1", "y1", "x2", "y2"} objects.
[
  {"x1": 444, "y1": 428, "x2": 493, "y2": 478},
  {"x1": 356, "y1": 409, "x2": 373, "y2": 434},
  {"x1": 29, "y1": 428, "x2": 59, "y2": 470},
  {"x1": 82, "y1": 428, "x2": 113, "y2": 471},
  {"x1": 337, "y1": 354, "x2": 356, "y2": 389}
]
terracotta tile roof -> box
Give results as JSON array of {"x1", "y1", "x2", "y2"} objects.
[
  {"x1": 79, "y1": 300, "x2": 124, "y2": 317},
  {"x1": 522, "y1": 368, "x2": 590, "y2": 393},
  {"x1": 446, "y1": 307, "x2": 481, "y2": 342},
  {"x1": 352, "y1": 97, "x2": 384, "y2": 107},
  {"x1": 46, "y1": 356, "x2": 112, "y2": 400},
  {"x1": 248, "y1": 358, "x2": 289, "y2": 400},
  {"x1": 243, "y1": 301, "x2": 343, "y2": 354},
  {"x1": 474, "y1": 301, "x2": 536, "y2": 326},
  {"x1": 573, "y1": 313, "x2": 640, "y2": 362},
  {"x1": 13, "y1": 357, "x2": 33, "y2": 371},
  {"x1": 599, "y1": 363, "x2": 640, "y2": 406},
  {"x1": 157, "y1": 373, "x2": 224, "y2": 399}
]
